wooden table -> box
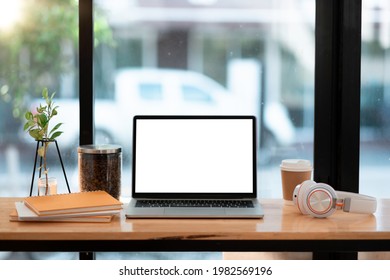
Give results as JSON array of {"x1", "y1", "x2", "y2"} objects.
[{"x1": 1, "y1": 197, "x2": 390, "y2": 259}]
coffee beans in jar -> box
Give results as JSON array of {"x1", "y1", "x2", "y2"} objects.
[{"x1": 78, "y1": 144, "x2": 121, "y2": 199}]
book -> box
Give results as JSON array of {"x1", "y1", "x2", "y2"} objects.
[
  {"x1": 9, "y1": 209, "x2": 114, "y2": 223},
  {"x1": 10, "y1": 201, "x2": 119, "y2": 223},
  {"x1": 23, "y1": 190, "x2": 123, "y2": 216}
]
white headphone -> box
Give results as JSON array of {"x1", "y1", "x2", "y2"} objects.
[{"x1": 293, "y1": 180, "x2": 377, "y2": 218}]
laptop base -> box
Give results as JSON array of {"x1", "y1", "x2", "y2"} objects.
[{"x1": 125, "y1": 199, "x2": 264, "y2": 219}]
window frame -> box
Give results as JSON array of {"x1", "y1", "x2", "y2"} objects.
[
  {"x1": 314, "y1": 0, "x2": 362, "y2": 260},
  {"x1": 79, "y1": 0, "x2": 94, "y2": 146},
  {"x1": 314, "y1": 0, "x2": 361, "y2": 194}
]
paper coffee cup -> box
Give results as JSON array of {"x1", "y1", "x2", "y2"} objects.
[{"x1": 280, "y1": 159, "x2": 312, "y2": 204}]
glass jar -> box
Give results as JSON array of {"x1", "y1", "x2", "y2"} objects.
[{"x1": 78, "y1": 144, "x2": 122, "y2": 199}]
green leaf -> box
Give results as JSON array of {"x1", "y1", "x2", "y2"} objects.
[
  {"x1": 37, "y1": 114, "x2": 48, "y2": 127},
  {"x1": 52, "y1": 108, "x2": 57, "y2": 116},
  {"x1": 49, "y1": 123, "x2": 63, "y2": 135},
  {"x1": 36, "y1": 114, "x2": 42, "y2": 126},
  {"x1": 42, "y1": 88, "x2": 49, "y2": 100},
  {"x1": 23, "y1": 122, "x2": 29, "y2": 131},
  {"x1": 50, "y1": 131, "x2": 63, "y2": 140},
  {"x1": 37, "y1": 106, "x2": 46, "y2": 113},
  {"x1": 29, "y1": 129, "x2": 42, "y2": 140},
  {"x1": 23, "y1": 120, "x2": 35, "y2": 131},
  {"x1": 25, "y1": 111, "x2": 33, "y2": 120}
]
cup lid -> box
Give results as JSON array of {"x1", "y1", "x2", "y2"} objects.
[{"x1": 280, "y1": 159, "x2": 312, "y2": 171}]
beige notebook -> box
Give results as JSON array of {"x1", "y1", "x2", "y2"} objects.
[
  {"x1": 9, "y1": 201, "x2": 119, "y2": 223},
  {"x1": 24, "y1": 191, "x2": 123, "y2": 216}
]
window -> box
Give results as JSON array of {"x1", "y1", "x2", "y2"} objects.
[
  {"x1": 139, "y1": 84, "x2": 163, "y2": 100},
  {"x1": 182, "y1": 85, "x2": 213, "y2": 103},
  {"x1": 0, "y1": 0, "x2": 79, "y2": 196},
  {"x1": 0, "y1": 0, "x2": 79, "y2": 260},
  {"x1": 4, "y1": 0, "x2": 381, "y2": 261},
  {"x1": 360, "y1": 0, "x2": 390, "y2": 198},
  {"x1": 92, "y1": 0, "x2": 315, "y2": 260},
  {"x1": 358, "y1": 0, "x2": 390, "y2": 258},
  {"x1": 93, "y1": 0, "x2": 315, "y2": 200}
]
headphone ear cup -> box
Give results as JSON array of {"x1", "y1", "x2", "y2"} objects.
[
  {"x1": 294, "y1": 180, "x2": 316, "y2": 215},
  {"x1": 303, "y1": 183, "x2": 338, "y2": 218}
]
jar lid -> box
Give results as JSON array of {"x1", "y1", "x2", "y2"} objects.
[{"x1": 78, "y1": 144, "x2": 122, "y2": 154}]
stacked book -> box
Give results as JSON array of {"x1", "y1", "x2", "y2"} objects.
[{"x1": 9, "y1": 190, "x2": 123, "y2": 223}]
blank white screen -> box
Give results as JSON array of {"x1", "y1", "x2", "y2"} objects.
[{"x1": 134, "y1": 118, "x2": 254, "y2": 193}]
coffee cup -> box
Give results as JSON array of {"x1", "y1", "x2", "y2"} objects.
[{"x1": 280, "y1": 159, "x2": 312, "y2": 204}]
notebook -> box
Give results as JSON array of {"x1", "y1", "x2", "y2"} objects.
[
  {"x1": 125, "y1": 115, "x2": 263, "y2": 218},
  {"x1": 24, "y1": 190, "x2": 123, "y2": 216},
  {"x1": 10, "y1": 201, "x2": 119, "y2": 223}
]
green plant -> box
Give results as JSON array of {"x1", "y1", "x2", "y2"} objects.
[{"x1": 24, "y1": 87, "x2": 63, "y2": 194}]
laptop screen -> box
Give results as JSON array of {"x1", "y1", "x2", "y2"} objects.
[{"x1": 132, "y1": 116, "x2": 257, "y2": 198}]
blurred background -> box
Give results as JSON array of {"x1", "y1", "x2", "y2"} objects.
[{"x1": 0, "y1": 0, "x2": 389, "y2": 259}]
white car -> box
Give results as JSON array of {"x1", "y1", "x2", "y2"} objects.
[
  {"x1": 22, "y1": 68, "x2": 295, "y2": 154},
  {"x1": 114, "y1": 68, "x2": 295, "y2": 147}
]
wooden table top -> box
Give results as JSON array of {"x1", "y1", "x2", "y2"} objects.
[{"x1": 1, "y1": 197, "x2": 390, "y2": 241}]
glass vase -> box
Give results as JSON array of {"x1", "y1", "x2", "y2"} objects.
[{"x1": 37, "y1": 177, "x2": 58, "y2": 196}]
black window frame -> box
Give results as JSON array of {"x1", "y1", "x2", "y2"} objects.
[
  {"x1": 313, "y1": 0, "x2": 361, "y2": 259},
  {"x1": 79, "y1": 0, "x2": 94, "y2": 145},
  {"x1": 79, "y1": 0, "x2": 363, "y2": 259}
]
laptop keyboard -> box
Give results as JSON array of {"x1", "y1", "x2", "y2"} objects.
[{"x1": 135, "y1": 200, "x2": 254, "y2": 208}]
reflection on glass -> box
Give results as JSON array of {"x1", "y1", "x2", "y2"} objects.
[
  {"x1": 93, "y1": 0, "x2": 315, "y2": 199},
  {"x1": 361, "y1": 0, "x2": 390, "y2": 198}
]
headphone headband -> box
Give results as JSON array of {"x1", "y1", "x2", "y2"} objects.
[{"x1": 336, "y1": 191, "x2": 377, "y2": 214}]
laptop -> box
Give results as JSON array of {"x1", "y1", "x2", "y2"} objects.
[{"x1": 125, "y1": 115, "x2": 263, "y2": 218}]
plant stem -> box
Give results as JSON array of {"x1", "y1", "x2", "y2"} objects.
[{"x1": 43, "y1": 141, "x2": 49, "y2": 195}]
